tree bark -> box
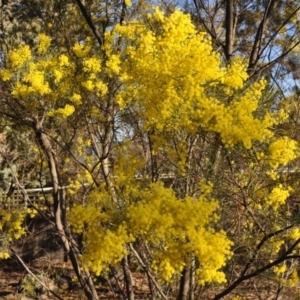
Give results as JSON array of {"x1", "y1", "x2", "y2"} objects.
[
  {"x1": 248, "y1": 0, "x2": 278, "y2": 74},
  {"x1": 177, "y1": 266, "x2": 191, "y2": 300},
  {"x1": 122, "y1": 255, "x2": 135, "y2": 300},
  {"x1": 225, "y1": 0, "x2": 234, "y2": 61},
  {"x1": 34, "y1": 120, "x2": 99, "y2": 300},
  {"x1": 190, "y1": 258, "x2": 195, "y2": 300}
]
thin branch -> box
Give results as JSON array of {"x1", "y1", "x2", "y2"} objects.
[
  {"x1": 119, "y1": 0, "x2": 126, "y2": 25},
  {"x1": 240, "y1": 224, "x2": 294, "y2": 277},
  {"x1": 214, "y1": 232, "x2": 300, "y2": 300},
  {"x1": 11, "y1": 248, "x2": 64, "y2": 300},
  {"x1": 0, "y1": 148, "x2": 55, "y2": 224},
  {"x1": 75, "y1": 0, "x2": 103, "y2": 46},
  {"x1": 259, "y1": 6, "x2": 300, "y2": 60},
  {"x1": 192, "y1": 0, "x2": 225, "y2": 52},
  {"x1": 225, "y1": 0, "x2": 234, "y2": 60},
  {"x1": 129, "y1": 243, "x2": 168, "y2": 300},
  {"x1": 248, "y1": 0, "x2": 278, "y2": 74},
  {"x1": 249, "y1": 39, "x2": 300, "y2": 79}
]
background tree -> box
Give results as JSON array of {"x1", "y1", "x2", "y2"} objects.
[{"x1": 185, "y1": 0, "x2": 300, "y2": 92}]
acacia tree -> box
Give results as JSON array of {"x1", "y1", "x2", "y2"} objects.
[
  {"x1": 0, "y1": 1, "x2": 300, "y2": 300},
  {"x1": 186, "y1": 0, "x2": 300, "y2": 90}
]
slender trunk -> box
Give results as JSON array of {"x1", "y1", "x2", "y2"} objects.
[
  {"x1": 177, "y1": 266, "x2": 191, "y2": 300},
  {"x1": 225, "y1": 0, "x2": 234, "y2": 61},
  {"x1": 97, "y1": 97, "x2": 135, "y2": 300},
  {"x1": 122, "y1": 255, "x2": 135, "y2": 300},
  {"x1": 34, "y1": 121, "x2": 99, "y2": 300},
  {"x1": 129, "y1": 243, "x2": 168, "y2": 300},
  {"x1": 179, "y1": 135, "x2": 198, "y2": 300},
  {"x1": 146, "y1": 271, "x2": 156, "y2": 300},
  {"x1": 209, "y1": 136, "x2": 223, "y2": 180},
  {"x1": 248, "y1": 0, "x2": 278, "y2": 74},
  {"x1": 148, "y1": 131, "x2": 157, "y2": 183},
  {"x1": 190, "y1": 258, "x2": 195, "y2": 300}
]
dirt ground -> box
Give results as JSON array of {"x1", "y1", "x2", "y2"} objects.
[
  {"x1": 0, "y1": 259, "x2": 151, "y2": 300},
  {"x1": 1, "y1": 259, "x2": 300, "y2": 299}
]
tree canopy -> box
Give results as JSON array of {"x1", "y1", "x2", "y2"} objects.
[{"x1": 0, "y1": 1, "x2": 300, "y2": 299}]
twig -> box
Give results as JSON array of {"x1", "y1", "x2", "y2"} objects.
[
  {"x1": 10, "y1": 248, "x2": 64, "y2": 300},
  {"x1": 129, "y1": 243, "x2": 168, "y2": 300},
  {"x1": 75, "y1": 0, "x2": 103, "y2": 46}
]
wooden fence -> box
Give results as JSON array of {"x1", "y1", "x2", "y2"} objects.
[
  {"x1": 0, "y1": 187, "x2": 54, "y2": 210},
  {"x1": 0, "y1": 173, "x2": 177, "y2": 211},
  {"x1": 0, "y1": 187, "x2": 66, "y2": 262}
]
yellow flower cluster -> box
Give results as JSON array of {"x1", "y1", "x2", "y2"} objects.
[
  {"x1": 26, "y1": 207, "x2": 37, "y2": 218},
  {"x1": 48, "y1": 104, "x2": 75, "y2": 118},
  {"x1": 8, "y1": 45, "x2": 31, "y2": 69},
  {"x1": 0, "y1": 252, "x2": 10, "y2": 259},
  {"x1": 68, "y1": 182, "x2": 232, "y2": 284},
  {"x1": 1, "y1": 34, "x2": 108, "y2": 122},
  {"x1": 82, "y1": 226, "x2": 131, "y2": 275},
  {"x1": 289, "y1": 227, "x2": 300, "y2": 240},
  {"x1": 105, "y1": 8, "x2": 281, "y2": 149},
  {"x1": 267, "y1": 136, "x2": 299, "y2": 168},
  {"x1": 273, "y1": 263, "x2": 287, "y2": 274},
  {"x1": 106, "y1": 54, "x2": 121, "y2": 76},
  {"x1": 0, "y1": 209, "x2": 28, "y2": 246},
  {"x1": 266, "y1": 184, "x2": 292, "y2": 211},
  {"x1": 67, "y1": 204, "x2": 105, "y2": 234},
  {"x1": 83, "y1": 56, "x2": 101, "y2": 73},
  {"x1": 67, "y1": 167, "x2": 94, "y2": 195},
  {"x1": 199, "y1": 180, "x2": 214, "y2": 196},
  {"x1": 23, "y1": 69, "x2": 51, "y2": 95},
  {"x1": 37, "y1": 33, "x2": 51, "y2": 54},
  {"x1": 81, "y1": 80, "x2": 94, "y2": 91},
  {"x1": 7, "y1": 48, "x2": 75, "y2": 104},
  {"x1": 0, "y1": 69, "x2": 11, "y2": 81},
  {"x1": 67, "y1": 179, "x2": 82, "y2": 195},
  {"x1": 210, "y1": 80, "x2": 275, "y2": 149},
  {"x1": 72, "y1": 37, "x2": 92, "y2": 58},
  {"x1": 70, "y1": 93, "x2": 82, "y2": 105},
  {"x1": 223, "y1": 56, "x2": 249, "y2": 91},
  {"x1": 266, "y1": 169, "x2": 279, "y2": 180},
  {"x1": 288, "y1": 270, "x2": 299, "y2": 287},
  {"x1": 58, "y1": 54, "x2": 71, "y2": 67},
  {"x1": 68, "y1": 195, "x2": 132, "y2": 275}
]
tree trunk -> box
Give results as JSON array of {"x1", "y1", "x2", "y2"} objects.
[
  {"x1": 248, "y1": 0, "x2": 278, "y2": 74},
  {"x1": 190, "y1": 258, "x2": 195, "y2": 300},
  {"x1": 122, "y1": 255, "x2": 135, "y2": 300},
  {"x1": 225, "y1": 0, "x2": 234, "y2": 61},
  {"x1": 177, "y1": 266, "x2": 190, "y2": 300},
  {"x1": 34, "y1": 120, "x2": 99, "y2": 300}
]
